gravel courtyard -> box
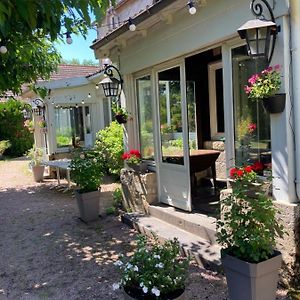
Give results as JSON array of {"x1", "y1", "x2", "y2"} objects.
[{"x1": 0, "y1": 158, "x2": 288, "y2": 300}]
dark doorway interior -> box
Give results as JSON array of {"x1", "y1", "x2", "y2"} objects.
[{"x1": 185, "y1": 47, "x2": 224, "y2": 217}]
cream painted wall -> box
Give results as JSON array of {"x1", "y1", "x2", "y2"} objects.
[{"x1": 42, "y1": 83, "x2": 107, "y2": 155}]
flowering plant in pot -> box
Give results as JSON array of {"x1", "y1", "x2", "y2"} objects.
[
  {"x1": 244, "y1": 64, "x2": 285, "y2": 113},
  {"x1": 113, "y1": 236, "x2": 189, "y2": 299},
  {"x1": 217, "y1": 164, "x2": 285, "y2": 300},
  {"x1": 70, "y1": 149, "x2": 104, "y2": 222},
  {"x1": 26, "y1": 147, "x2": 45, "y2": 182},
  {"x1": 122, "y1": 149, "x2": 147, "y2": 173}
]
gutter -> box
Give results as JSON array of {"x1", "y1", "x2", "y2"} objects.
[
  {"x1": 90, "y1": 0, "x2": 177, "y2": 51},
  {"x1": 290, "y1": 0, "x2": 300, "y2": 200}
]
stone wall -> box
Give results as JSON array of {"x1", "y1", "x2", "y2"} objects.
[
  {"x1": 203, "y1": 141, "x2": 226, "y2": 179},
  {"x1": 120, "y1": 168, "x2": 158, "y2": 214}
]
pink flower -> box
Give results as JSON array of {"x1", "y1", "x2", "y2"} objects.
[
  {"x1": 248, "y1": 74, "x2": 259, "y2": 85},
  {"x1": 248, "y1": 123, "x2": 257, "y2": 133},
  {"x1": 244, "y1": 85, "x2": 252, "y2": 94},
  {"x1": 274, "y1": 64, "x2": 281, "y2": 71}
]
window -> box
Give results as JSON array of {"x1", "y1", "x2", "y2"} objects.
[
  {"x1": 136, "y1": 75, "x2": 154, "y2": 160},
  {"x1": 231, "y1": 45, "x2": 271, "y2": 167},
  {"x1": 209, "y1": 61, "x2": 224, "y2": 139},
  {"x1": 55, "y1": 106, "x2": 89, "y2": 150}
]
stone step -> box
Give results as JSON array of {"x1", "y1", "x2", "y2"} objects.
[
  {"x1": 121, "y1": 213, "x2": 221, "y2": 271},
  {"x1": 148, "y1": 204, "x2": 217, "y2": 244}
]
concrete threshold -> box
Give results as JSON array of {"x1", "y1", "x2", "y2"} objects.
[{"x1": 122, "y1": 212, "x2": 221, "y2": 271}]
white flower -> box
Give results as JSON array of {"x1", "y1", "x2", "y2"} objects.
[
  {"x1": 112, "y1": 283, "x2": 120, "y2": 290},
  {"x1": 80, "y1": 154, "x2": 85, "y2": 159},
  {"x1": 126, "y1": 263, "x2": 133, "y2": 269},
  {"x1": 153, "y1": 254, "x2": 160, "y2": 259},
  {"x1": 142, "y1": 286, "x2": 148, "y2": 294},
  {"x1": 140, "y1": 282, "x2": 144, "y2": 287},
  {"x1": 93, "y1": 158, "x2": 97, "y2": 163},
  {"x1": 114, "y1": 260, "x2": 123, "y2": 266},
  {"x1": 155, "y1": 262, "x2": 164, "y2": 268},
  {"x1": 151, "y1": 287, "x2": 160, "y2": 297},
  {"x1": 133, "y1": 265, "x2": 139, "y2": 272}
]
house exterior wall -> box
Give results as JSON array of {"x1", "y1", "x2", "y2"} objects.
[{"x1": 105, "y1": 0, "x2": 294, "y2": 203}]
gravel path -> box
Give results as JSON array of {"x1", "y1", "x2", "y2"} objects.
[{"x1": 0, "y1": 158, "x2": 288, "y2": 300}]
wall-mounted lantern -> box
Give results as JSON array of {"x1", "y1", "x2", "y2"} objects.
[
  {"x1": 99, "y1": 64, "x2": 123, "y2": 102},
  {"x1": 31, "y1": 98, "x2": 45, "y2": 116},
  {"x1": 237, "y1": 0, "x2": 280, "y2": 63},
  {"x1": 22, "y1": 108, "x2": 31, "y2": 119}
]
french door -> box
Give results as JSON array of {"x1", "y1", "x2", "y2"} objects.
[{"x1": 154, "y1": 61, "x2": 191, "y2": 211}]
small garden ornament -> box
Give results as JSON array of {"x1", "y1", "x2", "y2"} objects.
[
  {"x1": 217, "y1": 164, "x2": 285, "y2": 300},
  {"x1": 70, "y1": 150, "x2": 104, "y2": 222},
  {"x1": 244, "y1": 64, "x2": 285, "y2": 113},
  {"x1": 113, "y1": 236, "x2": 189, "y2": 299}
]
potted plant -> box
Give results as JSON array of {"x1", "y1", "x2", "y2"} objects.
[
  {"x1": 113, "y1": 104, "x2": 129, "y2": 124},
  {"x1": 244, "y1": 64, "x2": 285, "y2": 113},
  {"x1": 113, "y1": 236, "x2": 189, "y2": 299},
  {"x1": 27, "y1": 147, "x2": 45, "y2": 182},
  {"x1": 70, "y1": 149, "x2": 104, "y2": 222},
  {"x1": 122, "y1": 149, "x2": 147, "y2": 173},
  {"x1": 217, "y1": 165, "x2": 285, "y2": 300}
]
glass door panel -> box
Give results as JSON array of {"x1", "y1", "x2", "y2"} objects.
[{"x1": 158, "y1": 67, "x2": 184, "y2": 165}]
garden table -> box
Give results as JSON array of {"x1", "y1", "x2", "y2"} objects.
[{"x1": 43, "y1": 159, "x2": 72, "y2": 191}]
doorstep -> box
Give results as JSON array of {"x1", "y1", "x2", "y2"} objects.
[{"x1": 122, "y1": 212, "x2": 221, "y2": 271}]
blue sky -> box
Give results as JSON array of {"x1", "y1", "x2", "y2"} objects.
[{"x1": 55, "y1": 29, "x2": 98, "y2": 63}]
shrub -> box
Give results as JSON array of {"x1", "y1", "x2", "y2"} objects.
[
  {"x1": 95, "y1": 121, "x2": 124, "y2": 177},
  {"x1": 0, "y1": 99, "x2": 33, "y2": 157},
  {"x1": 26, "y1": 147, "x2": 45, "y2": 166}
]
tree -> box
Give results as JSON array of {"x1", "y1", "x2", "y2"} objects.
[{"x1": 0, "y1": 0, "x2": 112, "y2": 94}]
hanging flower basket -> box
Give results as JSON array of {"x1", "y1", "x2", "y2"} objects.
[
  {"x1": 262, "y1": 93, "x2": 286, "y2": 114},
  {"x1": 115, "y1": 113, "x2": 127, "y2": 124}
]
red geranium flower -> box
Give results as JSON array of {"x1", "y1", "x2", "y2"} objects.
[
  {"x1": 230, "y1": 168, "x2": 238, "y2": 178},
  {"x1": 244, "y1": 166, "x2": 253, "y2": 173},
  {"x1": 251, "y1": 161, "x2": 264, "y2": 171},
  {"x1": 236, "y1": 170, "x2": 244, "y2": 177}
]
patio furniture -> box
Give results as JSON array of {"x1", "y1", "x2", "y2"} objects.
[{"x1": 43, "y1": 159, "x2": 72, "y2": 191}]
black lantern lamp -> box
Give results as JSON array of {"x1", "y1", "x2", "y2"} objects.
[
  {"x1": 99, "y1": 64, "x2": 123, "y2": 102},
  {"x1": 32, "y1": 98, "x2": 45, "y2": 116},
  {"x1": 22, "y1": 108, "x2": 31, "y2": 119},
  {"x1": 237, "y1": 0, "x2": 279, "y2": 63}
]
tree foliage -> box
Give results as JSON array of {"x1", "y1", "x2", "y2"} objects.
[{"x1": 0, "y1": 0, "x2": 112, "y2": 94}]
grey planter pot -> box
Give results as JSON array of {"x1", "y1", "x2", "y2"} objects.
[
  {"x1": 123, "y1": 288, "x2": 185, "y2": 299},
  {"x1": 126, "y1": 162, "x2": 147, "y2": 173},
  {"x1": 32, "y1": 165, "x2": 45, "y2": 182},
  {"x1": 222, "y1": 251, "x2": 282, "y2": 300},
  {"x1": 75, "y1": 190, "x2": 100, "y2": 222}
]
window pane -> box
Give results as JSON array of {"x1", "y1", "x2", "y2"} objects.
[
  {"x1": 231, "y1": 46, "x2": 271, "y2": 168},
  {"x1": 137, "y1": 75, "x2": 154, "y2": 160},
  {"x1": 216, "y1": 68, "x2": 224, "y2": 133},
  {"x1": 186, "y1": 81, "x2": 197, "y2": 150},
  {"x1": 158, "y1": 67, "x2": 184, "y2": 165},
  {"x1": 55, "y1": 107, "x2": 85, "y2": 149}
]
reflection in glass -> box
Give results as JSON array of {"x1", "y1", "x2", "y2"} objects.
[
  {"x1": 232, "y1": 45, "x2": 271, "y2": 168},
  {"x1": 55, "y1": 106, "x2": 85, "y2": 149},
  {"x1": 158, "y1": 67, "x2": 184, "y2": 165},
  {"x1": 186, "y1": 81, "x2": 197, "y2": 151},
  {"x1": 137, "y1": 75, "x2": 154, "y2": 160}
]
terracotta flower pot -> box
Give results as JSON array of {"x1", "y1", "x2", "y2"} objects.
[
  {"x1": 123, "y1": 287, "x2": 186, "y2": 300},
  {"x1": 32, "y1": 165, "x2": 45, "y2": 182},
  {"x1": 262, "y1": 94, "x2": 286, "y2": 114}
]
